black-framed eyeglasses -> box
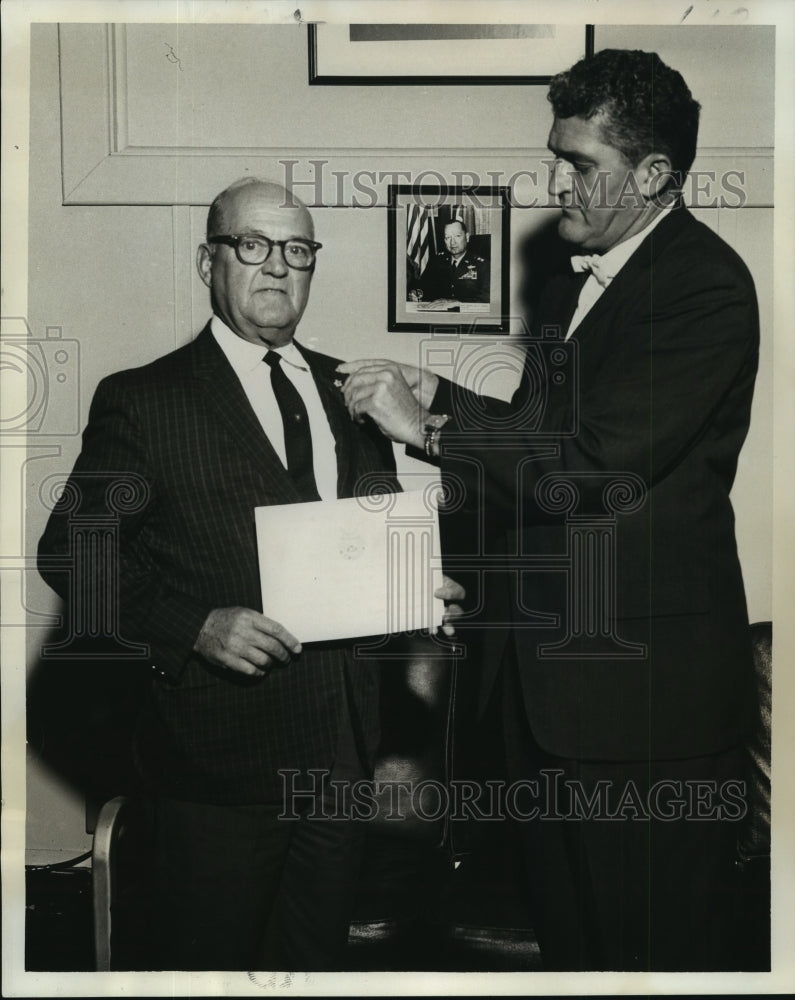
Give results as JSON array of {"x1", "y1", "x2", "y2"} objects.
[{"x1": 208, "y1": 234, "x2": 322, "y2": 270}]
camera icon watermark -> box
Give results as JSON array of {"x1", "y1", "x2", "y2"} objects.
[
  {"x1": 0, "y1": 316, "x2": 81, "y2": 436},
  {"x1": 416, "y1": 317, "x2": 578, "y2": 446},
  {"x1": 410, "y1": 321, "x2": 646, "y2": 661},
  {"x1": 1, "y1": 316, "x2": 83, "y2": 626}
]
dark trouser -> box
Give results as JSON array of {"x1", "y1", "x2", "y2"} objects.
[
  {"x1": 502, "y1": 648, "x2": 745, "y2": 972},
  {"x1": 149, "y1": 707, "x2": 366, "y2": 972}
]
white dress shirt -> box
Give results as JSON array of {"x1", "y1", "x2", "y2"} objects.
[
  {"x1": 211, "y1": 316, "x2": 339, "y2": 499},
  {"x1": 567, "y1": 206, "x2": 673, "y2": 338}
]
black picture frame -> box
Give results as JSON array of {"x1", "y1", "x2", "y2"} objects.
[
  {"x1": 308, "y1": 24, "x2": 594, "y2": 85},
  {"x1": 388, "y1": 185, "x2": 510, "y2": 334}
]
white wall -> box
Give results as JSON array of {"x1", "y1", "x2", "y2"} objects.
[{"x1": 24, "y1": 22, "x2": 775, "y2": 857}]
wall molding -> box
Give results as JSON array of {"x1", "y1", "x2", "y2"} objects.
[{"x1": 58, "y1": 24, "x2": 774, "y2": 208}]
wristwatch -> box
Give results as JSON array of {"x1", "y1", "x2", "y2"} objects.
[{"x1": 423, "y1": 413, "x2": 451, "y2": 458}]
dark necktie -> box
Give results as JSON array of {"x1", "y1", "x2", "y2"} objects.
[{"x1": 263, "y1": 351, "x2": 321, "y2": 501}]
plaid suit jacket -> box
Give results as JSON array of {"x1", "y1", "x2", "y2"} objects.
[{"x1": 38, "y1": 323, "x2": 400, "y2": 803}]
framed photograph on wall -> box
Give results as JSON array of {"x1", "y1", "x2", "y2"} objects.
[
  {"x1": 388, "y1": 185, "x2": 510, "y2": 334},
  {"x1": 309, "y1": 24, "x2": 594, "y2": 84}
]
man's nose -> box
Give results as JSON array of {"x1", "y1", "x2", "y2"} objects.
[
  {"x1": 261, "y1": 243, "x2": 289, "y2": 276},
  {"x1": 548, "y1": 158, "x2": 573, "y2": 199}
]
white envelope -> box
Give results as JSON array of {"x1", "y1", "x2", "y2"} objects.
[{"x1": 255, "y1": 490, "x2": 445, "y2": 643}]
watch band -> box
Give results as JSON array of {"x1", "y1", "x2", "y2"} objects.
[{"x1": 424, "y1": 414, "x2": 450, "y2": 457}]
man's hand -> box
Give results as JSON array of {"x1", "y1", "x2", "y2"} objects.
[
  {"x1": 337, "y1": 359, "x2": 439, "y2": 411},
  {"x1": 435, "y1": 575, "x2": 466, "y2": 637},
  {"x1": 194, "y1": 607, "x2": 302, "y2": 677},
  {"x1": 336, "y1": 360, "x2": 437, "y2": 447}
]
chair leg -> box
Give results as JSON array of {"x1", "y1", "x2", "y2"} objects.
[{"x1": 91, "y1": 795, "x2": 128, "y2": 971}]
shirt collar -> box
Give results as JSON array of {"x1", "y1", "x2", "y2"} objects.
[
  {"x1": 210, "y1": 315, "x2": 306, "y2": 373},
  {"x1": 593, "y1": 204, "x2": 674, "y2": 280}
]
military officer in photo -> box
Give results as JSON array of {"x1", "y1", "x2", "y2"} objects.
[{"x1": 410, "y1": 220, "x2": 490, "y2": 303}]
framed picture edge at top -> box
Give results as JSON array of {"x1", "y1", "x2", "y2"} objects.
[{"x1": 308, "y1": 24, "x2": 595, "y2": 85}]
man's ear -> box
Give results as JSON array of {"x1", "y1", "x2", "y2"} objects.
[
  {"x1": 637, "y1": 151, "x2": 675, "y2": 201},
  {"x1": 197, "y1": 244, "x2": 213, "y2": 289}
]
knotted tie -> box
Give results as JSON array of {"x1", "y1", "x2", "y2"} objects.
[
  {"x1": 571, "y1": 254, "x2": 613, "y2": 288},
  {"x1": 263, "y1": 350, "x2": 320, "y2": 501}
]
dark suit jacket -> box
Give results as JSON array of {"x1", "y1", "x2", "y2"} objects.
[
  {"x1": 38, "y1": 324, "x2": 399, "y2": 803},
  {"x1": 419, "y1": 250, "x2": 490, "y2": 303},
  {"x1": 433, "y1": 207, "x2": 759, "y2": 761}
]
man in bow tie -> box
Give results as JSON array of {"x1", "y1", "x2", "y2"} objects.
[
  {"x1": 340, "y1": 49, "x2": 759, "y2": 970},
  {"x1": 37, "y1": 177, "x2": 462, "y2": 971}
]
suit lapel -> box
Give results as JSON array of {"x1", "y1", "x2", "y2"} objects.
[
  {"x1": 188, "y1": 324, "x2": 302, "y2": 504},
  {"x1": 295, "y1": 340, "x2": 355, "y2": 497},
  {"x1": 565, "y1": 207, "x2": 691, "y2": 345},
  {"x1": 569, "y1": 244, "x2": 649, "y2": 342},
  {"x1": 538, "y1": 270, "x2": 588, "y2": 338}
]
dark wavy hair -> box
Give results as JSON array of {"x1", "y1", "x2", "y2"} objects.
[{"x1": 548, "y1": 49, "x2": 701, "y2": 185}]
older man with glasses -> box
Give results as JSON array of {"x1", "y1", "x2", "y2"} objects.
[{"x1": 38, "y1": 177, "x2": 461, "y2": 971}]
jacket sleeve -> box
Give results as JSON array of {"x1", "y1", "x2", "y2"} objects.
[{"x1": 37, "y1": 375, "x2": 213, "y2": 680}]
